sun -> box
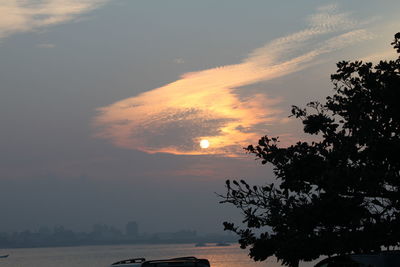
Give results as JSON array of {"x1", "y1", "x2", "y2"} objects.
[{"x1": 199, "y1": 139, "x2": 210, "y2": 149}]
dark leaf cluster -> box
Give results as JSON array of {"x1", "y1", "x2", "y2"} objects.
[{"x1": 220, "y1": 33, "x2": 400, "y2": 267}]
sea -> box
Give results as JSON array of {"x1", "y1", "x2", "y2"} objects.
[{"x1": 0, "y1": 243, "x2": 318, "y2": 267}]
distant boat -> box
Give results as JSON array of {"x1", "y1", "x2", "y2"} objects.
[
  {"x1": 195, "y1": 242, "x2": 207, "y2": 247},
  {"x1": 215, "y1": 242, "x2": 230, "y2": 247},
  {"x1": 0, "y1": 255, "x2": 9, "y2": 258}
]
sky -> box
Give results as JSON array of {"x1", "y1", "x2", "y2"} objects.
[{"x1": 0, "y1": 0, "x2": 399, "y2": 234}]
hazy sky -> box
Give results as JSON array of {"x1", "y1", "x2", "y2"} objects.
[{"x1": 0, "y1": 0, "x2": 399, "y2": 234}]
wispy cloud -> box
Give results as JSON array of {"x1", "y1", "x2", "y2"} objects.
[
  {"x1": 94, "y1": 5, "x2": 373, "y2": 157},
  {"x1": 0, "y1": 0, "x2": 107, "y2": 41},
  {"x1": 361, "y1": 49, "x2": 398, "y2": 62}
]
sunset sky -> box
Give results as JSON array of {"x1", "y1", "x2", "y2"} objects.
[{"x1": 0, "y1": 0, "x2": 399, "y2": 234}]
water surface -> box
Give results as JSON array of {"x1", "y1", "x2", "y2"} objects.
[{"x1": 0, "y1": 243, "x2": 316, "y2": 267}]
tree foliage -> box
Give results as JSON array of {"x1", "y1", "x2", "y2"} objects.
[{"x1": 220, "y1": 33, "x2": 400, "y2": 267}]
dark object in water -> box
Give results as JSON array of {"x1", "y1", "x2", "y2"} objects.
[
  {"x1": 195, "y1": 242, "x2": 207, "y2": 247},
  {"x1": 0, "y1": 255, "x2": 8, "y2": 258},
  {"x1": 111, "y1": 256, "x2": 210, "y2": 267}
]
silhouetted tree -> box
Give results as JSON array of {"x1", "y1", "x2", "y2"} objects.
[{"x1": 220, "y1": 33, "x2": 400, "y2": 267}]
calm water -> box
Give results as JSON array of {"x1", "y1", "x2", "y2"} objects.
[{"x1": 0, "y1": 243, "x2": 317, "y2": 267}]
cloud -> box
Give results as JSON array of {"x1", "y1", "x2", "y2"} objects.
[
  {"x1": 94, "y1": 6, "x2": 374, "y2": 157},
  {"x1": 0, "y1": 0, "x2": 107, "y2": 41},
  {"x1": 361, "y1": 50, "x2": 398, "y2": 63}
]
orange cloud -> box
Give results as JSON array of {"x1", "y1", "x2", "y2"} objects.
[
  {"x1": 0, "y1": 0, "x2": 106, "y2": 40},
  {"x1": 94, "y1": 6, "x2": 373, "y2": 156}
]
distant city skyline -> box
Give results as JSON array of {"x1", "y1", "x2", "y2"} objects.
[{"x1": 0, "y1": 220, "x2": 235, "y2": 249}]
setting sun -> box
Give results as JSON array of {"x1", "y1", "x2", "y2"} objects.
[{"x1": 199, "y1": 139, "x2": 210, "y2": 149}]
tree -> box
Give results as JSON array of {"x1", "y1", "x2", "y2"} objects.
[{"x1": 220, "y1": 32, "x2": 400, "y2": 267}]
